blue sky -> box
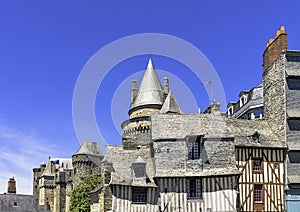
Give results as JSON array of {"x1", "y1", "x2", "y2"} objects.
[{"x1": 0, "y1": 1, "x2": 300, "y2": 194}]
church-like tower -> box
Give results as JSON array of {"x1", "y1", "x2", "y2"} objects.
[{"x1": 121, "y1": 59, "x2": 182, "y2": 149}]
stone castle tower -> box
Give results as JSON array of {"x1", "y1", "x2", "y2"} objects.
[
  {"x1": 33, "y1": 162, "x2": 46, "y2": 196},
  {"x1": 72, "y1": 141, "x2": 104, "y2": 187},
  {"x1": 121, "y1": 58, "x2": 182, "y2": 149}
]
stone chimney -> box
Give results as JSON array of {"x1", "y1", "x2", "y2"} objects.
[
  {"x1": 7, "y1": 177, "x2": 16, "y2": 194},
  {"x1": 163, "y1": 77, "x2": 169, "y2": 94},
  {"x1": 204, "y1": 100, "x2": 221, "y2": 115},
  {"x1": 263, "y1": 26, "x2": 288, "y2": 71},
  {"x1": 131, "y1": 79, "x2": 138, "y2": 105}
]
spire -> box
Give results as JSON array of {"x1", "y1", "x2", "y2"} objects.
[
  {"x1": 131, "y1": 59, "x2": 164, "y2": 109},
  {"x1": 160, "y1": 91, "x2": 183, "y2": 114}
]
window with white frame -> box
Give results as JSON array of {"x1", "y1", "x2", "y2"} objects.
[
  {"x1": 240, "y1": 94, "x2": 248, "y2": 107},
  {"x1": 228, "y1": 106, "x2": 234, "y2": 118}
]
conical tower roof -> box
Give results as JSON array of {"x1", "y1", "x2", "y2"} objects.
[
  {"x1": 160, "y1": 91, "x2": 183, "y2": 114},
  {"x1": 75, "y1": 141, "x2": 103, "y2": 156},
  {"x1": 131, "y1": 59, "x2": 164, "y2": 109}
]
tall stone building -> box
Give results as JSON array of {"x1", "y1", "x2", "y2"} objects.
[{"x1": 102, "y1": 57, "x2": 286, "y2": 212}]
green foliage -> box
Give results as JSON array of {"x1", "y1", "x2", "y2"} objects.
[{"x1": 69, "y1": 174, "x2": 102, "y2": 212}]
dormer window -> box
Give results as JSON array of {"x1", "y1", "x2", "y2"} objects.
[
  {"x1": 132, "y1": 157, "x2": 146, "y2": 180},
  {"x1": 240, "y1": 95, "x2": 248, "y2": 107},
  {"x1": 133, "y1": 165, "x2": 146, "y2": 178},
  {"x1": 228, "y1": 106, "x2": 234, "y2": 118},
  {"x1": 188, "y1": 136, "x2": 203, "y2": 160}
]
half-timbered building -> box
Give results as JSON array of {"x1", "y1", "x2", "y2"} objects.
[{"x1": 103, "y1": 58, "x2": 286, "y2": 211}]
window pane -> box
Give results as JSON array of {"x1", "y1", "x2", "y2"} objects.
[
  {"x1": 187, "y1": 178, "x2": 202, "y2": 199},
  {"x1": 288, "y1": 119, "x2": 300, "y2": 131},
  {"x1": 254, "y1": 184, "x2": 263, "y2": 203},
  {"x1": 287, "y1": 78, "x2": 300, "y2": 90},
  {"x1": 188, "y1": 139, "x2": 201, "y2": 160},
  {"x1": 253, "y1": 158, "x2": 262, "y2": 172},
  {"x1": 132, "y1": 187, "x2": 147, "y2": 203}
]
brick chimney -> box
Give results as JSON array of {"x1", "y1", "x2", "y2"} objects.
[
  {"x1": 263, "y1": 26, "x2": 288, "y2": 71},
  {"x1": 7, "y1": 177, "x2": 16, "y2": 194}
]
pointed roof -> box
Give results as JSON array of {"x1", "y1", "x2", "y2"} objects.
[
  {"x1": 131, "y1": 59, "x2": 164, "y2": 108},
  {"x1": 75, "y1": 141, "x2": 103, "y2": 156},
  {"x1": 160, "y1": 91, "x2": 183, "y2": 114}
]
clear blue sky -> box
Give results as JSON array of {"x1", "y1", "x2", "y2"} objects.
[{"x1": 0, "y1": 1, "x2": 300, "y2": 194}]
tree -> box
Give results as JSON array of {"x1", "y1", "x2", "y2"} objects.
[{"x1": 69, "y1": 174, "x2": 102, "y2": 212}]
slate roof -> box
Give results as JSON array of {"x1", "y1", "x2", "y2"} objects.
[
  {"x1": 151, "y1": 113, "x2": 285, "y2": 148},
  {"x1": 105, "y1": 145, "x2": 156, "y2": 187},
  {"x1": 0, "y1": 194, "x2": 49, "y2": 212},
  {"x1": 287, "y1": 109, "x2": 300, "y2": 118},
  {"x1": 75, "y1": 141, "x2": 103, "y2": 156},
  {"x1": 229, "y1": 84, "x2": 263, "y2": 118},
  {"x1": 131, "y1": 59, "x2": 164, "y2": 109},
  {"x1": 160, "y1": 91, "x2": 183, "y2": 114},
  {"x1": 287, "y1": 163, "x2": 300, "y2": 184}
]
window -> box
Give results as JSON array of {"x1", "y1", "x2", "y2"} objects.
[
  {"x1": 13, "y1": 202, "x2": 17, "y2": 207},
  {"x1": 228, "y1": 106, "x2": 233, "y2": 118},
  {"x1": 241, "y1": 97, "x2": 245, "y2": 106},
  {"x1": 254, "y1": 184, "x2": 263, "y2": 203},
  {"x1": 253, "y1": 158, "x2": 263, "y2": 173},
  {"x1": 288, "y1": 119, "x2": 300, "y2": 131},
  {"x1": 132, "y1": 187, "x2": 147, "y2": 203},
  {"x1": 187, "y1": 178, "x2": 202, "y2": 200},
  {"x1": 188, "y1": 136, "x2": 202, "y2": 160},
  {"x1": 287, "y1": 78, "x2": 300, "y2": 90},
  {"x1": 288, "y1": 151, "x2": 300, "y2": 163},
  {"x1": 134, "y1": 166, "x2": 145, "y2": 178}
]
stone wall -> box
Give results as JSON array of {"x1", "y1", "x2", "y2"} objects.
[
  {"x1": 262, "y1": 54, "x2": 287, "y2": 144},
  {"x1": 72, "y1": 154, "x2": 102, "y2": 187}
]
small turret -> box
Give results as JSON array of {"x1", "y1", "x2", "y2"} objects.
[{"x1": 72, "y1": 141, "x2": 103, "y2": 186}]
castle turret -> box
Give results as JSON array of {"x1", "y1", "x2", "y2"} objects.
[
  {"x1": 122, "y1": 59, "x2": 183, "y2": 149},
  {"x1": 72, "y1": 141, "x2": 103, "y2": 186}
]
